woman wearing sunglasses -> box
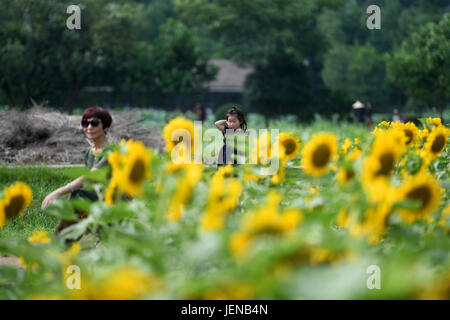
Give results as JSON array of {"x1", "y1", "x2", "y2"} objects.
[{"x1": 41, "y1": 106, "x2": 113, "y2": 233}]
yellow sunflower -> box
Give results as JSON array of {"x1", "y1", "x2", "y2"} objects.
[
  {"x1": 230, "y1": 232, "x2": 252, "y2": 259},
  {"x1": 116, "y1": 140, "x2": 152, "y2": 197},
  {"x1": 0, "y1": 181, "x2": 33, "y2": 227},
  {"x1": 337, "y1": 166, "x2": 355, "y2": 185},
  {"x1": 244, "y1": 164, "x2": 260, "y2": 182},
  {"x1": 392, "y1": 121, "x2": 419, "y2": 146},
  {"x1": 377, "y1": 121, "x2": 391, "y2": 128},
  {"x1": 373, "y1": 121, "x2": 392, "y2": 135},
  {"x1": 72, "y1": 265, "x2": 161, "y2": 300},
  {"x1": 341, "y1": 138, "x2": 352, "y2": 154},
  {"x1": 167, "y1": 164, "x2": 203, "y2": 221},
  {"x1": 347, "y1": 149, "x2": 362, "y2": 161},
  {"x1": 104, "y1": 178, "x2": 121, "y2": 205},
  {"x1": 108, "y1": 150, "x2": 124, "y2": 175},
  {"x1": 419, "y1": 128, "x2": 429, "y2": 143},
  {"x1": 27, "y1": 230, "x2": 51, "y2": 244},
  {"x1": 363, "y1": 130, "x2": 405, "y2": 185},
  {"x1": 301, "y1": 133, "x2": 338, "y2": 177},
  {"x1": 252, "y1": 131, "x2": 273, "y2": 164},
  {"x1": 229, "y1": 192, "x2": 302, "y2": 258},
  {"x1": 426, "y1": 117, "x2": 442, "y2": 127},
  {"x1": 397, "y1": 172, "x2": 440, "y2": 224},
  {"x1": 0, "y1": 200, "x2": 5, "y2": 228},
  {"x1": 345, "y1": 198, "x2": 394, "y2": 245},
  {"x1": 214, "y1": 164, "x2": 234, "y2": 179},
  {"x1": 336, "y1": 208, "x2": 349, "y2": 228},
  {"x1": 167, "y1": 179, "x2": 190, "y2": 222},
  {"x1": 240, "y1": 191, "x2": 302, "y2": 236},
  {"x1": 362, "y1": 202, "x2": 392, "y2": 245},
  {"x1": 163, "y1": 117, "x2": 195, "y2": 163},
  {"x1": 423, "y1": 126, "x2": 449, "y2": 161},
  {"x1": 201, "y1": 175, "x2": 242, "y2": 231},
  {"x1": 203, "y1": 281, "x2": 255, "y2": 300},
  {"x1": 271, "y1": 159, "x2": 286, "y2": 185},
  {"x1": 275, "y1": 132, "x2": 300, "y2": 161}
]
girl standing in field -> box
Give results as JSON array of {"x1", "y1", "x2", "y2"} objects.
[{"x1": 215, "y1": 106, "x2": 247, "y2": 167}]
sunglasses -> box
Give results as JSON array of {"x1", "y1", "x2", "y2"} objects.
[{"x1": 81, "y1": 119, "x2": 101, "y2": 128}]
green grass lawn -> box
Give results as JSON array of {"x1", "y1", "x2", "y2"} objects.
[{"x1": 0, "y1": 166, "x2": 82, "y2": 240}]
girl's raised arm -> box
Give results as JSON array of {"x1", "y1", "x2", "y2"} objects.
[{"x1": 215, "y1": 119, "x2": 227, "y2": 133}]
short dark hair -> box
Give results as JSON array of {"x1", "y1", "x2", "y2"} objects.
[{"x1": 82, "y1": 106, "x2": 112, "y2": 129}]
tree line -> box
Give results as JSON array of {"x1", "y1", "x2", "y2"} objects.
[{"x1": 0, "y1": 0, "x2": 448, "y2": 120}]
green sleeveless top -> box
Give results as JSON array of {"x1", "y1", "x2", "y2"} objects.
[{"x1": 84, "y1": 147, "x2": 110, "y2": 169}]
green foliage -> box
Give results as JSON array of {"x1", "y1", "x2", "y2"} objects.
[
  {"x1": 322, "y1": 43, "x2": 389, "y2": 107},
  {"x1": 0, "y1": 0, "x2": 215, "y2": 109},
  {"x1": 244, "y1": 52, "x2": 315, "y2": 120},
  {"x1": 347, "y1": 44, "x2": 389, "y2": 106},
  {"x1": 150, "y1": 19, "x2": 218, "y2": 104},
  {"x1": 178, "y1": 0, "x2": 340, "y2": 119},
  {"x1": 177, "y1": 0, "x2": 337, "y2": 65},
  {"x1": 1, "y1": 0, "x2": 449, "y2": 116},
  {"x1": 318, "y1": 0, "x2": 450, "y2": 113},
  {"x1": 388, "y1": 13, "x2": 450, "y2": 115}
]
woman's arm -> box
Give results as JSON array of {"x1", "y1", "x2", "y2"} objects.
[
  {"x1": 41, "y1": 176, "x2": 85, "y2": 209},
  {"x1": 215, "y1": 119, "x2": 227, "y2": 133}
]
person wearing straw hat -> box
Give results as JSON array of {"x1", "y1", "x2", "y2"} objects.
[{"x1": 352, "y1": 100, "x2": 366, "y2": 123}]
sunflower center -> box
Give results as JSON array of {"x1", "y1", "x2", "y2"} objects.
[
  {"x1": 431, "y1": 134, "x2": 445, "y2": 153},
  {"x1": 312, "y1": 144, "x2": 331, "y2": 167},
  {"x1": 129, "y1": 159, "x2": 146, "y2": 184},
  {"x1": 345, "y1": 169, "x2": 355, "y2": 181},
  {"x1": 283, "y1": 141, "x2": 296, "y2": 155},
  {"x1": 404, "y1": 130, "x2": 413, "y2": 144},
  {"x1": 406, "y1": 185, "x2": 431, "y2": 211},
  {"x1": 4, "y1": 195, "x2": 25, "y2": 219},
  {"x1": 375, "y1": 152, "x2": 394, "y2": 176},
  {"x1": 254, "y1": 225, "x2": 282, "y2": 236}
]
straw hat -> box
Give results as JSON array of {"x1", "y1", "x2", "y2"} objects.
[{"x1": 352, "y1": 101, "x2": 364, "y2": 109}]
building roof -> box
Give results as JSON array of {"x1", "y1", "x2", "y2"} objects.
[{"x1": 207, "y1": 59, "x2": 253, "y2": 93}]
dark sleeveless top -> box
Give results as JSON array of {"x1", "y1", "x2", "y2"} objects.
[{"x1": 218, "y1": 124, "x2": 245, "y2": 166}]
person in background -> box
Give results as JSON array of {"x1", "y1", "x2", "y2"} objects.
[
  {"x1": 392, "y1": 109, "x2": 401, "y2": 122},
  {"x1": 392, "y1": 109, "x2": 400, "y2": 122},
  {"x1": 352, "y1": 100, "x2": 365, "y2": 123},
  {"x1": 365, "y1": 102, "x2": 374, "y2": 129},
  {"x1": 194, "y1": 102, "x2": 206, "y2": 122}
]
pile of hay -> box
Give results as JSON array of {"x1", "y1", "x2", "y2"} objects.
[{"x1": 0, "y1": 107, "x2": 165, "y2": 165}]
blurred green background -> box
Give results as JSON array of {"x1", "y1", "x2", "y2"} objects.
[{"x1": 0, "y1": 0, "x2": 449, "y2": 121}]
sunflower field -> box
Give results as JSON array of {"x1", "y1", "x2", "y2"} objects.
[{"x1": 0, "y1": 116, "x2": 449, "y2": 300}]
